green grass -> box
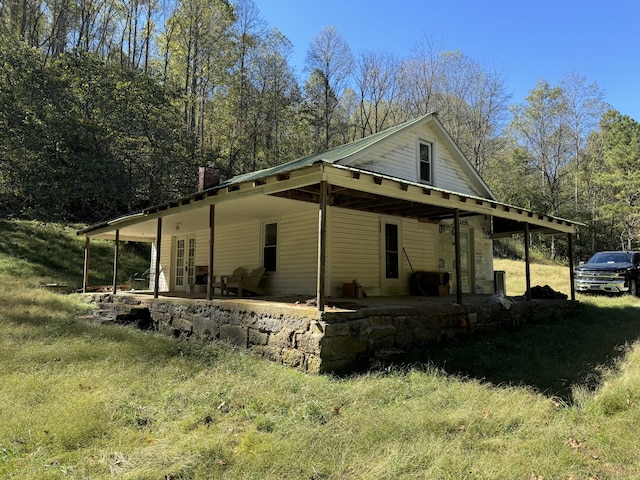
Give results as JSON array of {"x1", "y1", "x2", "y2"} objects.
[
  {"x1": 0, "y1": 219, "x2": 150, "y2": 289},
  {"x1": 2, "y1": 220, "x2": 640, "y2": 478}
]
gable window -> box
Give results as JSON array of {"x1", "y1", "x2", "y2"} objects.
[
  {"x1": 419, "y1": 141, "x2": 433, "y2": 184},
  {"x1": 263, "y1": 222, "x2": 277, "y2": 271}
]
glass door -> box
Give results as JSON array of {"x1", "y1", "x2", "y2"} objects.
[
  {"x1": 174, "y1": 235, "x2": 195, "y2": 291},
  {"x1": 380, "y1": 219, "x2": 402, "y2": 295}
]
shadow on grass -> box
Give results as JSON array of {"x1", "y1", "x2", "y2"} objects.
[{"x1": 421, "y1": 298, "x2": 640, "y2": 402}]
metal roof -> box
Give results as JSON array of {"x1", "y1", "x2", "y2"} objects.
[{"x1": 77, "y1": 113, "x2": 582, "y2": 238}]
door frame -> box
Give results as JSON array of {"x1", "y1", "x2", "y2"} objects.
[
  {"x1": 173, "y1": 234, "x2": 196, "y2": 291},
  {"x1": 380, "y1": 217, "x2": 402, "y2": 296}
]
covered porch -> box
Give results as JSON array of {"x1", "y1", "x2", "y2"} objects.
[{"x1": 78, "y1": 162, "x2": 581, "y2": 311}]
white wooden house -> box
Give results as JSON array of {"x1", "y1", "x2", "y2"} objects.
[{"x1": 78, "y1": 113, "x2": 580, "y2": 310}]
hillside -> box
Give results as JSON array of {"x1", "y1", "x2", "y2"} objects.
[{"x1": 2, "y1": 220, "x2": 640, "y2": 479}]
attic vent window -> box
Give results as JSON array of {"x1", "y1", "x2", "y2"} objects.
[{"x1": 419, "y1": 141, "x2": 433, "y2": 184}]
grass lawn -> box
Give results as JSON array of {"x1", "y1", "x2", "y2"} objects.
[{"x1": 2, "y1": 220, "x2": 640, "y2": 479}]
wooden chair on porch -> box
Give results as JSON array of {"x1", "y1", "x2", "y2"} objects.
[
  {"x1": 213, "y1": 267, "x2": 245, "y2": 295},
  {"x1": 222, "y1": 267, "x2": 266, "y2": 296}
]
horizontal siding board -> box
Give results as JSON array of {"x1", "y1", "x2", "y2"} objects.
[
  {"x1": 401, "y1": 219, "x2": 438, "y2": 274},
  {"x1": 153, "y1": 201, "x2": 440, "y2": 297},
  {"x1": 274, "y1": 210, "x2": 318, "y2": 296},
  {"x1": 345, "y1": 121, "x2": 486, "y2": 197},
  {"x1": 331, "y1": 208, "x2": 381, "y2": 296},
  {"x1": 212, "y1": 222, "x2": 261, "y2": 276}
]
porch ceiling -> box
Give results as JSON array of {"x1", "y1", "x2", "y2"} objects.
[
  {"x1": 85, "y1": 195, "x2": 317, "y2": 241},
  {"x1": 272, "y1": 183, "x2": 573, "y2": 236}
]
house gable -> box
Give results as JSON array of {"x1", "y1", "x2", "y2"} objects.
[{"x1": 336, "y1": 114, "x2": 495, "y2": 199}]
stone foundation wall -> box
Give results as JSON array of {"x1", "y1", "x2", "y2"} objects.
[
  {"x1": 319, "y1": 300, "x2": 580, "y2": 372},
  {"x1": 85, "y1": 294, "x2": 324, "y2": 372},
  {"x1": 84, "y1": 294, "x2": 580, "y2": 374}
]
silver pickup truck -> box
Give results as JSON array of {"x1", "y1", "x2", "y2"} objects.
[{"x1": 574, "y1": 251, "x2": 640, "y2": 296}]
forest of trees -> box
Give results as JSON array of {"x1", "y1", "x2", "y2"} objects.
[{"x1": 1, "y1": 0, "x2": 640, "y2": 261}]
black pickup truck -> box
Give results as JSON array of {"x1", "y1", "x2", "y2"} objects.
[{"x1": 574, "y1": 251, "x2": 640, "y2": 296}]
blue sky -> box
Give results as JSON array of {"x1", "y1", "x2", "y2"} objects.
[{"x1": 254, "y1": 0, "x2": 640, "y2": 121}]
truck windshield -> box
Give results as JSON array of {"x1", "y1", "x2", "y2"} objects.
[{"x1": 589, "y1": 252, "x2": 632, "y2": 264}]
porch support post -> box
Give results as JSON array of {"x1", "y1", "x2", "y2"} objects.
[
  {"x1": 82, "y1": 237, "x2": 90, "y2": 293},
  {"x1": 154, "y1": 217, "x2": 162, "y2": 299},
  {"x1": 112, "y1": 229, "x2": 120, "y2": 295},
  {"x1": 453, "y1": 208, "x2": 463, "y2": 305},
  {"x1": 207, "y1": 204, "x2": 215, "y2": 301},
  {"x1": 524, "y1": 222, "x2": 531, "y2": 301},
  {"x1": 568, "y1": 232, "x2": 575, "y2": 301},
  {"x1": 317, "y1": 180, "x2": 328, "y2": 312}
]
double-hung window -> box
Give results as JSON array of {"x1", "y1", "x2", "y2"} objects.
[
  {"x1": 419, "y1": 141, "x2": 433, "y2": 184},
  {"x1": 263, "y1": 222, "x2": 277, "y2": 272}
]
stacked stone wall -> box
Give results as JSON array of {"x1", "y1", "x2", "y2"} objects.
[
  {"x1": 84, "y1": 294, "x2": 580, "y2": 374},
  {"x1": 318, "y1": 300, "x2": 580, "y2": 372}
]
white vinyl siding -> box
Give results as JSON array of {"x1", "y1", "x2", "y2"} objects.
[
  {"x1": 194, "y1": 229, "x2": 209, "y2": 268},
  {"x1": 274, "y1": 210, "x2": 318, "y2": 295},
  {"x1": 151, "y1": 233, "x2": 172, "y2": 292},
  {"x1": 331, "y1": 209, "x2": 439, "y2": 296},
  {"x1": 176, "y1": 209, "x2": 318, "y2": 296},
  {"x1": 331, "y1": 208, "x2": 381, "y2": 296},
  {"x1": 349, "y1": 137, "x2": 416, "y2": 183},
  {"x1": 212, "y1": 221, "x2": 261, "y2": 277},
  {"x1": 401, "y1": 219, "x2": 438, "y2": 275},
  {"x1": 344, "y1": 123, "x2": 484, "y2": 197}
]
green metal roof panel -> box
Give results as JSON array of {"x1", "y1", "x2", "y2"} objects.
[{"x1": 218, "y1": 114, "x2": 432, "y2": 188}]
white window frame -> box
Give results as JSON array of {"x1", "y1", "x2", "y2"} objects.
[
  {"x1": 418, "y1": 139, "x2": 434, "y2": 185},
  {"x1": 262, "y1": 220, "x2": 279, "y2": 272}
]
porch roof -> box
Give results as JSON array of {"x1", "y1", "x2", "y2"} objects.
[{"x1": 77, "y1": 161, "x2": 582, "y2": 241}]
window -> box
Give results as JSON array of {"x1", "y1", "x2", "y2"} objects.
[
  {"x1": 263, "y1": 222, "x2": 277, "y2": 271},
  {"x1": 385, "y1": 223, "x2": 399, "y2": 279},
  {"x1": 419, "y1": 141, "x2": 433, "y2": 184}
]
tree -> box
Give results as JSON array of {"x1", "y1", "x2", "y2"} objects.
[
  {"x1": 304, "y1": 26, "x2": 353, "y2": 151},
  {"x1": 353, "y1": 49, "x2": 399, "y2": 137},
  {"x1": 396, "y1": 41, "x2": 509, "y2": 174},
  {"x1": 509, "y1": 81, "x2": 574, "y2": 215},
  {"x1": 246, "y1": 28, "x2": 300, "y2": 168},
  {"x1": 161, "y1": 0, "x2": 236, "y2": 155},
  {"x1": 560, "y1": 72, "x2": 608, "y2": 211},
  {"x1": 395, "y1": 37, "x2": 442, "y2": 119},
  {"x1": 0, "y1": 28, "x2": 53, "y2": 216},
  {"x1": 597, "y1": 110, "x2": 640, "y2": 250},
  {"x1": 436, "y1": 51, "x2": 510, "y2": 175},
  {"x1": 508, "y1": 80, "x2": 577, "y2": 260}
]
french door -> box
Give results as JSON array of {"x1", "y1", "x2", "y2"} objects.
[{"x1": 174, "y1": 235, "x2": 196, "y2": 291}]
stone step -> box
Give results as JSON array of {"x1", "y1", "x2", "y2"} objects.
[
  {"x1": 78, "y1": 306, "x2": 152, "y2": 330},
  {"x1": 78, "y1": 309, "x2": 117, "y2": 326}
]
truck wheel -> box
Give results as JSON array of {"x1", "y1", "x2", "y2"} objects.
[{"x1": 629, "y1": 279, "x2": 638, "y2": 297}]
